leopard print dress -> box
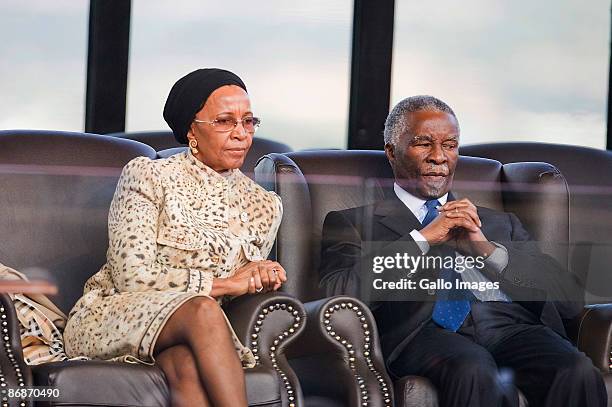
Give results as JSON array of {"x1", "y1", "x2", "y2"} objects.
[{"x1": 63, "y1": 150, "x2": 282, "y2": 367}]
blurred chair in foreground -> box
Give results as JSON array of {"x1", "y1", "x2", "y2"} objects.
[{"x1": 461, "y1": 142, "x2": 612, "y2": 304}]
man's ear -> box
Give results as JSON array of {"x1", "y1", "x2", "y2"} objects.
[{"x1": 384, "y1": 143, "x2": 395, "y2": 165}]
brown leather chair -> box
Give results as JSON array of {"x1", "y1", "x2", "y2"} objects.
[
  {"x1": 256, "y1": 149, "x2": 612, "y2": 406},
  {"x1": 0, "y1": 130, "x2": 305, "y2": 407},
  {"x1": 109, "y1": 130, "x2": 293, "y2": 179}
]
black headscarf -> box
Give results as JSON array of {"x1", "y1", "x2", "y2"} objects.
[{"x1": 163, "y1": 68, "x2": 247, "y2": 144}]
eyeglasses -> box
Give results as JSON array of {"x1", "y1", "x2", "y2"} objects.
[{"x1": 193, "y1": 116, "x2": 261, "y2": 133}]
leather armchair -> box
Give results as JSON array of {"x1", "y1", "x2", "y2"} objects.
[
  {"x1": 256, "y1": 149, "x2": 609, "y2": 406},
  {"x1": 460, "y1": 142, "x2": 612, "y2": 303},
  {"x1": 0, "y1": 130, "x2": 305, "y2": 407}
]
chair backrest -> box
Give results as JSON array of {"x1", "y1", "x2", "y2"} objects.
[
  {"x1": 256, "y1": 150, "x2": 569, "y2": 302},
  {"x1": 110, "y1": 130, "x2": 293, "y2": 173},
  {"x1": 0, "y1": 130, "x2": 157, "y2": 313},
  {"x1": 461, "y1": 142, "x2": 612, "y2": 302},
  {"x1": 107, "y1": 130, "x2": 181, "y2": 151},
  {"x1": 157, "y1": 137, "x2": 292, "y2": 179}
]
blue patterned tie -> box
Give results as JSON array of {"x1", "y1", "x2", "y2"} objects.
[{"x1": 421, "y1": 200, "x2": 473, "y2": 332}]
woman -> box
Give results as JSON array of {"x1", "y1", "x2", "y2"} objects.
[{"x1": 64, "y1": 68, "x2": 286, "y2": 407}]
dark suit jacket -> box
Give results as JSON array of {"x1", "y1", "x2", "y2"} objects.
[{"x1": 319, "y1": 194, "x2": 584, "y2": 366}]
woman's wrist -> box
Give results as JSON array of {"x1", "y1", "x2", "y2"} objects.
[{"x1": 210, "y1": 277, "x2": 234, "y2": 298}]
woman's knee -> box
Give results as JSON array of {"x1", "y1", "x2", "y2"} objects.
[
  {"x1": 159, "y1": 297, "x2": 228, "y2": 349},
  {"x1": 171, "y1": 297, "x2": 225, "y2": 327},
  {"x1": 186, "y1": 297, "x2": 225, "y2": 323}
]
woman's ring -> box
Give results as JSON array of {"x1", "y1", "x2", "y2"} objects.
[
  {"x1": 455, "y1": 208, "x2": 458, "y2": 213},
  {"x1": 256, "y1": 287, "x2": 263, "y2": 293}
]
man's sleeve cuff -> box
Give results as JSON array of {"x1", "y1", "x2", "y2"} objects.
[
  {"x1": 484, "y1": 242, "x2": 509, "y2": 273},
  {"x1": 409, "y1": 230, "x2": 430, "y2": 254}
]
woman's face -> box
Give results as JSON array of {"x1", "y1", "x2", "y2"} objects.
[{"x1": 187, "y1": 85, "x2": 254, "y2": 172}]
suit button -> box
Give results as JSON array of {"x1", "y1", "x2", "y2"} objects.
[{"x1": 211, "y1": 256, "x2": 220, "y2": 264}]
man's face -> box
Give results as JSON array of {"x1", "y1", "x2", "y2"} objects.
[{"x1": 385, "y1": 110, "x2": 459, "y2": 199}]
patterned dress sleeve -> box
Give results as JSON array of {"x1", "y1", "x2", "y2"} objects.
[{"x1": 106, "y1": 157, "x2": 214, "y2": 294}]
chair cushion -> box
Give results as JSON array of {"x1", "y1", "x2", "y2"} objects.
[
  {"x1": 33, "y1": 361, "x2": 169, "y2": 407},
  {"x1": 33, "y1": 360, "x2": 281, "y2": 407},
  {"x1": 244, "y1": 366, "x2": 282, "y2": 406}
]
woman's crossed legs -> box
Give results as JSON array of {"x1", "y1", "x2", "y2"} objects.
[{"x1": 154, "y1": 297, "x2": 247, "y2": 407}]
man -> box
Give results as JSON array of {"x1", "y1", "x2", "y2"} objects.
[{"x1": 319, "y1": 96, "x2": 606, "y2": 407}]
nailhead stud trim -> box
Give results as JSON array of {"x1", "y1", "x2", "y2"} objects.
[
  {"x1": 0, "y1": 306, "x2": 27, "y2": 406},
  {"x1": 250, "y1": 303, "x2": 302, "y2": 407},
  {"x1": 323, "y1": 302, "x2": 391, "y2": 407}
]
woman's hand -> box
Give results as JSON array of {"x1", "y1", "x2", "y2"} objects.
[{"x1": 211, "y1": 260, "x2": 287, "y2": 297}]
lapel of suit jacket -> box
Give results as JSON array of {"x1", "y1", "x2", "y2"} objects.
[
  {"x1": 374, "y1": 195, "x2": 420, "y2": 238},
  {"x1": 374, "y1": 191, "x2": 456, "y2": 239}
]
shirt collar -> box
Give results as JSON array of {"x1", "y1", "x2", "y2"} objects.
[{"x1": 393, "y1": 182, "x2": 448, "y2": 219}]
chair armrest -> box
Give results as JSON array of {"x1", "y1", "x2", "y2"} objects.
[
  {"x1": 0, "y1": 293, "x2": 33, "y2": 406},
  {"x1": 224, "y1": 292, "x2": 306, "y2": 407},
  {"x1": 286, "y1": 295, "x2": 393, "y2": 407},
  {"x1": 573, "y1": 304, "x2": 612, "y2": 372}
]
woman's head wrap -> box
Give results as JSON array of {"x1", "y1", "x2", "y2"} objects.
[{"x1": 163, "y1": 68, "x2": 247, "y2": 144}]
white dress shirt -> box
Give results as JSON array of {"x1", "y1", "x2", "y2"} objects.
[{"x1": 393, "y1": 183, "x2": 511, "y2": 302}]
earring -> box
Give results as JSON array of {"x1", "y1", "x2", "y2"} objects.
[{"x1": 189, "y1": 139, "x2": 199, "y2": 155}]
